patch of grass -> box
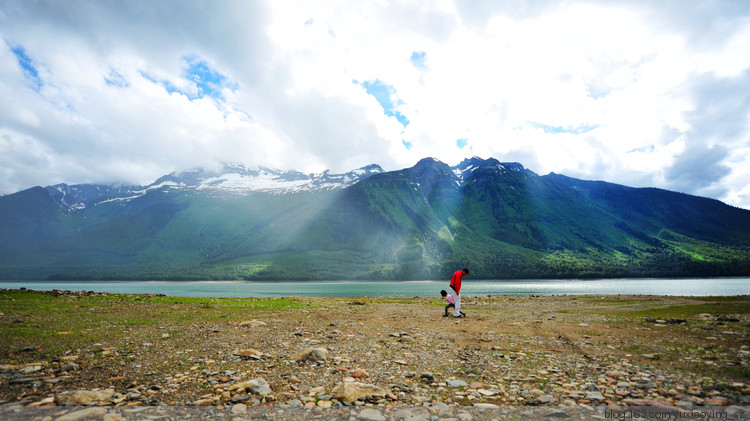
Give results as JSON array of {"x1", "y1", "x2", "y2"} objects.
[
  {"x1": 724, "y1": 366, "x2": 750, "y2": 379},
  {"x1": 0, "y1": 291, "x2": 311, "y2": 364}
]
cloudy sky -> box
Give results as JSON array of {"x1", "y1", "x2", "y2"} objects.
[{"x1": 2, "y1": 1, "x2": 750, "y2": 208}]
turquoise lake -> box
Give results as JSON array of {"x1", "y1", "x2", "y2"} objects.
[{"x1": 1, "y1": 278, "x2": 748, "y2": 297}]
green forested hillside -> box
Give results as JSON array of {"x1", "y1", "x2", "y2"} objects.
[{"x1": 1, "y1": 157, "x2": 749, "y2": 280}]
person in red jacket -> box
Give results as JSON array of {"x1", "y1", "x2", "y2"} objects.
[{"x1": 449, "y1": 268, "x2": 470, "y2": 318}]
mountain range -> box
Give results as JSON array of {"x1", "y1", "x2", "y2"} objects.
[{"x1": 1, "y1": 157, "x2": 749, "y2": 280}]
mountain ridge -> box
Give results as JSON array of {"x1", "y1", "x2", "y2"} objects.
[{"x1": 1, "y1": 157, "x2": 749, "y2": 280}]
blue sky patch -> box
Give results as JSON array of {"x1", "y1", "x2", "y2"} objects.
[
  {"x1": 104, "y1": 69, "x2": 129, "y2": 87},
  {"x1": 139, "y1": 56, "x2": 237, "y2": 101},
  {"x1": 9, "y1": 44, "x2": 42, "y2": 91},
  {"x1": 530, "y1": 122, "x2": 599, "y2": 134},
  {"x1": 184, "y1": 57, "x2": 237, "y2": 100},
  {"x1": 628, "y1": 145, "x2": 655, "y2": 153},
  {"x1": 456, "y1": 138, "x2": 468, "y2": 149},
  {"x1": 402, "y1": 140, "x2": 413, "y2": 150},
  {"x1": 410, "y1": 51, "x2": 427, "y2": 70},
  {"x1": 355, "y1": 79, "x2": 410, "y2": 128}
]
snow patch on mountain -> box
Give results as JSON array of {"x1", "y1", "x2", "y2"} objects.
[{"x1": 45, "y1": 163, "x2": 384, "y2": 211}]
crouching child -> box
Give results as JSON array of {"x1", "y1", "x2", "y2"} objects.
[{"x1": 440, "y1": 290, "x2": 465, "y2": 317}]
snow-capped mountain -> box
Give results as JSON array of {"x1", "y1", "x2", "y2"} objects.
[
  {"x1": 43, "y1": 158, "x2": 536, "y2": 211},
  {"x1": 45, "y1": 163, "x2": 384, "y2": 211}
]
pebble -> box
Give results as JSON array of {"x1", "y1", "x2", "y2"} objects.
[{"x1": 447, "y1": 379, "x2": 468, "y2": 388}]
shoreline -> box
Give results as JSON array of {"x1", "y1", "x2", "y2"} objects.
[
  {"x1": 1, "y1": 290, "x2": 748, "y2": 412},
  {"x1": 2, "y1": 277, "x2": 750, "y2": 298}
]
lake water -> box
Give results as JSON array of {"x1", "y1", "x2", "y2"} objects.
[{"x1": 1, "y1": 278, "x2": 749, "y2": 297}]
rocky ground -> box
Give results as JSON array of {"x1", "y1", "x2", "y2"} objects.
[{"x1": 1, "y1": 289, "x2": 749, "y2": 419}]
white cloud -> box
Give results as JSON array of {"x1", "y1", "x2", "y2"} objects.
[{"x1": 0, "y1": 0, "x2": 748, "y2": 209}]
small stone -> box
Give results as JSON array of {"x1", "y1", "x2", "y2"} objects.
[
  {"x1": 56, "y1": 408, "x2": 108, "y2": 421},
  {"x1": 707, "y1": 397, "x2": 729, "y2": 406},
  {"x1": 535, "y1": 394, "x2": 556, "y2": 405},
  {"x1": 470, "y1": 381, "x2": 487, "y2": 389},
  {"x1": 293, "y1": 347, "x2": 328, "y2": 362},
  {"x1": 56, "y1": 389, "x2": 115, "y2": 406},
  {"x1": 350, "y1": 369, "x2": 369, "y2": 378},
  {"x1": 607, "y1": 370, "x2": 628, "y2": 379},
  {"x1": 191, "y1": 398, "x2": 213, "y2": 406},
  {"x1": 234, "y1": 378, "x2": 272, "y2": 396},
  {"x1": 231, "y1": 403, "x2": 247, "y2": 414},
  {"x1": 357, "y1": 408, "x2": 386, "y2": 421},
  {"x1": 331, "y1": 381, "x2": 386, "y2": 403},
  {"x1": 420, "y1": 372, "x2": 435, "y2": 382},
  {"x1": 239, "y1": 320, "x2": 267, "y2": 327},
  {"x1": 585, "y1": 392, "x2": 605, "y2": 402},
  {"x1": 240, "y1": 348, "x2": 263, "y2": 358},
  {"x1": 61, "y1": 362, "x2": 79, "y2": 372},
  {"x1": 447, "y1": 379, "x2": 468, "y2": 388},
  {"x1": 473, "y1": 403, "x2": 500, "y2": 409},
  {"x1": 625, "y1": 398, "x2": 673, "y2": 407}
]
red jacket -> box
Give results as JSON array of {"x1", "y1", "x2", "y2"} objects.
[{"x1": 450, "y1": 270, "x2": 463, "y2": 294}]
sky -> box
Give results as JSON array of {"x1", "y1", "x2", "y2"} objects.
[{"x1": 1, "y1": 1, "x2": 750, "y2": 209}]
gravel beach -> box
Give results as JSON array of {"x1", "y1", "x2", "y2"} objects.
[{"x1": 1, "y1": 289, "x2": 748, "y2": 418}]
